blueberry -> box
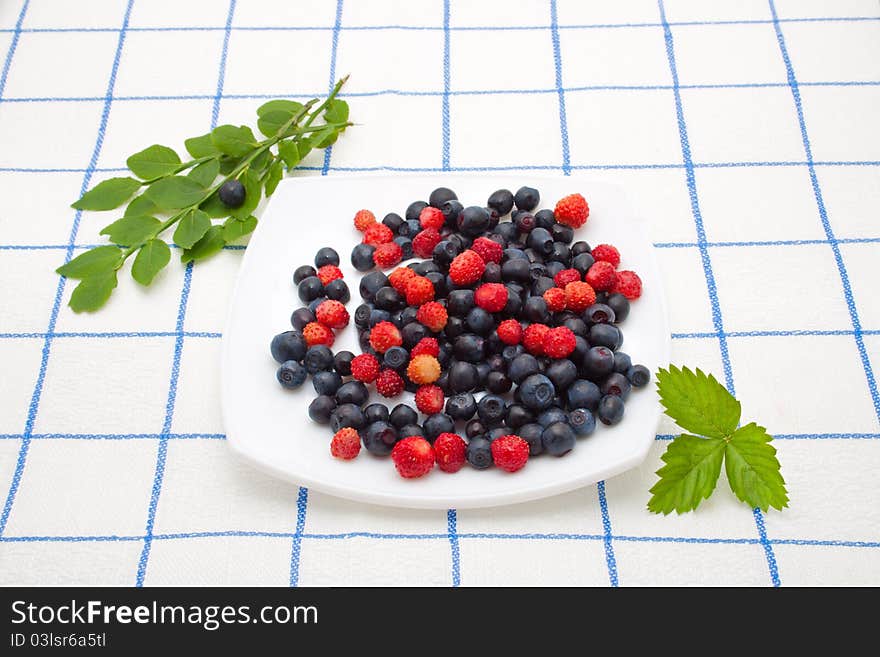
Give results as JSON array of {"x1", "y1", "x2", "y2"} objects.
[
  {"x1": 502, "y1": 286, "x2": 522, "y2": 316},
  {"x1": 390, "y1": 403, "x2": 418, "y2": 429},
  {"x1": 566, "y1": 379, "x2": 601, "y2": 411},
  {"x1": 445, "y1": 316, "x2": 466, "y2": 339},
  {"x1": 551, "y1": 222, "x2": 574, "y2": 243},
  {"x1": 308, "y1": 395, "x2": 336, "y2": 424},
  {"x1": 508, "y1": 353, "x2": 540, "y2": 384},
  {"x1": 298, "y1": 276, "x2": 324, "y2": 303},
  {"x1": 405, "y1": 200, "x2": 428, "y2": 222},
  {"x1": 523, "y1": 297, "x2": 550, "y2": 323},
  {"x1": 493, "y1": 221, "x2": 519, "y2": 243},
  {"x1": 427, "y1": 272, "x2": 447, "y2": 297},
  {"x1": 308, "y1": 296, "x2": 327, "y2": 314},
  {"x1": 383, "y1": 345, "x2": 409, "y2": 370},
  {"x1": 398, "y1": 219, "x2": 422, "y2": 237},
  {"x1": 483, "y1": 261, "x2": 503, "y2": 283},
  {"x1": 293, "y1": 265, "x2": 317, "y2": 285},
  {"x1": 401, "y1": 322, "x2": 429, "y2": 349},
  {"x1": 449, "y1": 361, "x2": 479, "y2": 393},
  {"x1": 562, "y1": 317, "x2": 588, "y2": 338},
  {"x1": 571, "y1": 241, "x2": 591, "y2": 256},
  {"x1": 533, "y1": 209, "x2": 555, "y2": 230},
  {"x1": 423, "y1": 413, "x2": 455, "y2": 442},
  {"x1": 324, "y1": 279, "x2": 350, "y2": 303},
  {"x1": 350, "y1": 243, "x2": 376, "y2": 272},
  {"x1": 218, "y1": 179, "x2": 246, "y2": 208},
  {"x1": 398, "y1": 424, "x2": 424, "y2": 439},
  {"x1": 304, "y1": 345, "x2": 334, "y2": 373},
  {"x1": 487, "y1": 371, "x2": 512, "y2": 394},
  {"x1": 549, "y1": 242, "x2": 571, "y2": 264},
  {"x1": 289, "y1": 311, "x2": 316, "y2": 338},
  {"x1": 503, "y1": 404, "x2": 533, "y2": 429},
  {"x1": 315, "y1": 247, "x2": 340, "y2": 268},
  {"x1": 368, "y1": 309, "x2": 391, "y2": 328},
  {"x1": 514, "y1": 212, "x2": 536, "y2": 233},
  {"x1": 523, "y1": 229, "x2": 550, "y2": 257},
  {"x1": 531, "y1": 276, "x2": 555, "y2": 298},
  {"x1": 569, "y1": 408, "x2": 596, "y2": 437},
  {"x1": 519, "y1": 374, "x2": 557, "y2": 411},
  {"x1": 475, "y1": 361, "x2": 491, "y2": 385},
  {"x1": 545, "y1": 359, "x2": 578, "y2": 392},
  {"x1": 589, "y1": 323, "x2": 622, "y2": 351},
  {"x1": 331, "y1": 403, "x2": 365, "y2": 432},
  {"x1": 277, "y1": 361, "x2": 307, "y2": 389},
  {"x1": 312, "y1": 370, "x2": 342, "y2": 396},
  {"x1": 363, "y1": 402, "x2": 390, "y2": 424},
  {"x1": 466, "y1": 436, "x2": 493, "y2": 469},
  {"x1": 433, "y1": 240, "x2": 460, "y2": 268},
  {"x1": 598, "y1": 395, "x2": 625, "y2": 425},
  {"x1": 457, "y1": 206, "x2": 491, "y2": 237},
  {"x1": 362, "y1": 421, "x2": 398, "y2": 456},
  {"x1": 271, "y1": 331, "x2": 306, "y2": 363},
  {"x1": 542, "y1": 421, "x2": 575, "y2": 456},
  {"x1": 627, "y1": 364, "x2": 651, "y2": 387},
  {"x1": 454, "y1": 334, "x2": 485, "y2": 363},
  {"x1": 514, "y1": 186, "x2": 540, "y2": 211},
  {"x1": 440, "y1": 199, "x2": 464, "y2": 224},
  {"x1": 429, "y1": 186, "x2": 458, "y2": 208},
  {"x1": 545, "y1": 261, "x2": 564, "y2": 278},
  {"x1": 538, "y1": 407, "x2": 568, "y2": 428},
  {"x1": 571, "y1": 336, "x2": 589, "y2": 362},
  {"x1": 584, "y1": 303, "x2": 616, "y2": 325},
  {"x1": 476, "y1": 394, "x2": 506, "y2": 425},
  {"x1": 502, "y1": 344, "x2": 525, "y2": 362},
  {"x1": 519, "y1": 423, "x2": 544, "y2": 455},
  {"x1": 446, "y1": 393, "x2": 476, "y2": 421},
  {"x1": 354, "y1": 304, "x2": 372, "y2": 329},
  {"x1": 399, "y1": 305, "x2": 419, "y2": 327},
  {"x1": 463, "y1": 420, "x2": 485, "y2": 439},
  {"x1": 485, "y1": 189, "x2": 513, "y2": 215},
  {"x1": 383, "y1": 212, "x2": 404, "y2": 232},
  {"x1": 359, "y1": 271, "x2": 389, "y2": 302},
  {"x1": 613, "y1": 352, "x2": 632, "y2": 374},
  {"x1": 601, "y1": 372, "x2": 632, "y2": 400},
  {"x1": 606, "y1": 293, "x2": 630, "y2": 323},
  {"x1": 465, "y1": 308, "x2": 494, "y2": 336},
  {"x1": 582, "y1": 346, "x2": 616, "y2": 381},
  {"x1": 394, "y1": 236, "x2": 414, "y2": 260},
  {"x1": 374, "y1": 286, "x2": 404, "y2": 312},
  {"x1": 501, "y1": 257, "x2": 531, "y2": 284},
  {"x1": 571, "y1": 252, "x2": 595, "y2": 275},
  {"x1": 335, "y1": 380, "x2": 369, "y2": 406}
]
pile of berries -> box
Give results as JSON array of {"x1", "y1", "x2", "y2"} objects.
[{"x1": 270, "y1": 185, "x2": 649, "y2": 479}]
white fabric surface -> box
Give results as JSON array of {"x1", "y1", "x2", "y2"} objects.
[{"x1": 0, "y1": 0, "x2": 878, "y2": 586}]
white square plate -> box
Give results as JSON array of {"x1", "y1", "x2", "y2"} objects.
[{"x1": 222, "y1": 174, "x2": 670, "y2": 508}]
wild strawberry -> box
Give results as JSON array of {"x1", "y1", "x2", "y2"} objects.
[
  {"x1": 564, "y1": 281, "x2": 596, "y2": 312},
  {"x1": 412, "y1": 228, "x2": 441, "y2": 259},
  {"x1": 448, "y1": 250, "x2": 485, "y2": 286},
  {"x1": 350, "y1": 353, "x2": 380, "y2": 383},
  {"x1": 369, "y1": 321, "x2": 402, "y2": 353},
  {"x1": 543, "y1": 287, "x2": 566, "y2": 312},
  {"x1": 419, "y1": 206, "x2": 445, "y2": 231},
  {"x1": 391, "y1": 436, "x2": 435, "y2": 479},
  {"x1": 405, "y1": 276, "x2": 435, "y2": 306},
  {"x1": 490, "y1": 435, "x2": 529, "y2": 472},
  {"x1": 554, "y1": 268, "x2": 581, "y2": 288},
  {"x1": 415, "y1": 384, "x2": 444, "y2": 415},
  {"x1": 353, "y1": 209, "x2": 376, "y2": 232},
  {"x1": 376, "y1": 368, "x2": 405, "y2": 397},
  {"x1": 591, "y1": 244, "x2": 620, "y2": 268},
  {"x1": 612, "y1": 270, "x2": 642, "y2": 300},
  {"x1": 316, "y1": 264, "x2": 343, "y2": 286},
  {"x1": 470, "y1": 236, "x2": 503, "y2": 264},
  {"x1": 372, "y1": 241, "x2": 403, "y2": 269},
  {"x1": 434, "y1": 432, "x2": 467, "y2": 473},
  {"x1": 474, "y1": 283, "x2": 508, "y2": 313},
  {"x1": 543, "y1": 326, "x2": 577, "y2": 359},
  {"x1": 410, "y1": 337, "x2": 440, "y2": 358},
  {"x1": 417, "y1": 301, "x2": 448, "y2": 332},
  {"x1": 331, "y1": 427, "x2": 361, "y2": 460},
  {"x1": 523, "y1": 323, "x2": 550, "y2": 355},
  {"x1": 302, "y1": 321, "x2": 334, "y2": 347},
  {"x1": 496, "y1": 319, "x2": 523, "y2": 345},
  {"x1": 407, "y1": 354, "x2": 441, "y2": 385},
  {"x1": 554, "y1": 193, "x2": 589, "y2": 228},
  {"x1": 315, "y1": 299, "x2": 349, "y2": 329},
  {"x1": 389, "y1": 266, "x2": 417, "y2": 293},
  {"x1": 363, "y1": 223, "x2": 394, "y2": 246},
  {"x1": 585, "y1": 261, "x2": 617, "y2": 292}
]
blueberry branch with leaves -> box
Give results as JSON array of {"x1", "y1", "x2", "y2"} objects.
[{"x1": 58, "y1": 75, "x2": 352, "y2": 312}]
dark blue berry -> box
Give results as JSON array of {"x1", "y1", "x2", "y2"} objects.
[
  {"x1": 488, "y1": 426, "x2": 512, "y2": 441},
  {"x1": 545, "y1": 261, "x2": 564, "y2": 278},
  {"x1": 601, "y1": 372, "x2": 632, "y2": 400},
  {"x1": 335, "y1": 380, "x2": 369, "y2": 406},
  {"x1": 487, "y1": 189, "x2": 514, "y2": 215},
  {"x1": 429, "y1": 187, "x2": 457, "y2": 208},
  {"x1": 538, "y1": 406, "x2": 568, "y2": 427},
  {"x1": 486, "y1": 371, "x2": 512, "y2": 394},
  {"x1": 383, "y1": 346, "x2": 409, "y2": 370},
  {"x1": 308, "y1": 395, "x2": 336, "y2": 424},
  {"x1": 519, "y1": 373, "x2": 557, "y2": 411},
  {"x1": 293, "y1": 265, "x2": 317, "y2": 285},
  {"x1": 350, "y1": 243, "x2": 376, "y2": 272},
  {"x1": 582, "y1": 346, "x2": 616, "y2": 381},
  {"x1": 569, "y1": 408, "x2": 596, "y2": 436},
  {"x1": 331, "y1": 403, "x2": 365, "y2": 432},
  {"x1": 454, "y1": 334, "x2": 485, "y2": 363},
  {"x1": 359, "y1": 271, "x2": 389, "y2": 302},
  {"x1": 426, "y1": 271, "x2": 447, "y2": 297},
  {"x1": 333, "y1": 351, "x2": 354, "y2": 376},
  {"x1": 304, "y1": 345, "x2": 334, "y2": 373},
  {"x1": 505, "y1": 404, "x2": 535, "y2": 429},
  {"x1": 324, "y1": 279, "x2": 350, "y2": 303},
  {"x1": 522, "y1": 296, "x2": 550, "y2": 323},
  {"x1": 389, "y1": 403, "x2": 418, "y2": 429},
  {"x1": 508, "y1": 353, "x2": 540, "y2": 384},
  {"x1": 466, "y1": 436, "x2": 493, "y2": 469},
  {"x1": 362, "y1": 421, "x2": 398, "y2": 456},
  {"x1": 519, "y1": 423, "x2": 544, "y2": 455},
  {"x1": 542, "y1": 421, "x2": 575, "y2": 456},
  {"x1": 562, "y1": 317, "x2": 588, "y2": 338},
  {"x1": 218, "y1": 179, "x2": 246, "y2": 208},
  {"x1": 457, "y1": 206, "x2": 490, "y2": 237},
  {"x1": 374, "y1": 286, "x2": 404, "y2": 312},
  {"x1": 363, "y1": 403, "x2": 390, "y2": 424},
  {"x1": 477, "y1": 394, "x2": 506, "y2": 425},
  {"x1": 613, "y1": 352, "x2": 632, "y2": 374},
  {"x1": 354, "y1": 304, "x2": 372, "y2": 329},
  {"x1": 494, "y1": 221, "x2": 519, "y2": 243},
  {"x1": 277, "y1": 361, "x2": 307, "y2": 389},
  {"x1": 465, "y1": 419, "x2": 486, "y2": 439},
  {"x1": 584, "y1": 303, "x2": 616, "y2": 325},
  {"x1": 423, "y1": 413, "x2": 454, "y2": 442},
  {"x1": 571, "y1": 252, "x2": 595, "y2": 275},
  {"x1": 446, "y1": 393, "x2": 477, "y2": 421},
  {"x1": 606, "y1": 293, "x2": 630, "y2": 323},
  {"x1": 590, "y1": 323, "x2": 622, "y2": 350},
  {"x1": 551, "y1": 223, "x2": 574, "y2": 244},
  {"x1": 545, "y1": 359, "x2": 578, "y2": 393},
  {"x1": 566, "y1": 379, "x2": 601, "y2": 411},
  {"x1": 440, "y1": 199, "x2": 464, "y2": 224},
  {"x1": 393, "y1": 236, "x2": 413, "y2": 260},
  {"x1": 449, "y1": 361, "x2": 479, "y2": 393},
  {"x1": 433, "y1": 240, "x2": 460, "y2": 268},
  {"x1": 315, "y1": 247, "x2": 339, "y2": 268},
  {"x1": 627, "y1": 364, "x2": 651, "y2": 387},
  {"x1": 532, "y1": 276, "x2": 555, "y2": 297},
  {"x1": 533, "y1": 209, "x2": 555, "y2": 230},
  {"x1": 398, "y1": 424, "x2": 424, "y2": 439},
  {"x1": 271, "y1": 331, "x2": 306, "y2": 363},
  {"x1": 369, "y1": 308, "x2": 392, "y2": 327},
  {"x1": 445, "y1": 316, "x2": 466, "y2": 339},
  {"x1": 514, "y1": 186, "x2": 539, "y2": 211},
  {"x1": 297, "y1": 276, "x2": 324, "y2": 303},
  {"x1": 570, "y1": 241, "x2": 591, "y2": 256},
  {"x1": 526, "y1": 227, "x2": 554, "y2": 256},
  {"x1": 308, "y1": 296, "x2": 327, "y2": 313},
  {"x1": 549, "y1": 241, "x2": 571, "y2": 264},
  {"x1": 598, "y1": 395, "x2": 625, "y2": 425},
  {"x1": 312, "y1": 370, "x2": 342, "y2": 396},
  {"x1": 405, "y1": 200, "x2": 428, "y2": 222},
  {"x1": 383, "y1": 212, "x2": 404, "y2": 232},
  {"x1": 290, "y1": 307, "x2": 315, "y2": 331},
  {"x1": 483, "y1": 261, "x2": 503, "y2": 283},
  {"x1": 401, "y1": 322, "x2": 429, "y2": 349},
  {"x1": 501, "y1": 257, "x2": 531, "y2": 284},
  {"x1": 465, "y1": 308, "x2": 493, "y2": 336},
  {"x1": 514, "y1": 212, "x2": 536, "y2": 233}
]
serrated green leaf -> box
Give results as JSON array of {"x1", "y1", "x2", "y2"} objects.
[
  {"x1": 124, "y1": 194, "x2": 159, "y2": 217},
  {"x1": 187, "y1": 158, "x2": 220, "y2": 188},
  {"x1": 99, "y1": 215, "x2": 160, "y2": 246},
  {"x1": 181, "y1": 226, "x2": 225, "y2": 263},
  {"x1": 69, "y1": 270, "x2": 118, "y2": 312},
  {"x1": 656, "y1": 366, "x2": 741, "y2": 439},
  {"x1": 229, "y1": 169, "x2": 261, "y2": 220},
  {"x1": 648, "y1": 434, "x2": 725, "y2": 515},
  {"x1": 725, "y1": 423, "x2": 789, "y2": 512},
  {"x1": 173, "y1": 209, "x2": 211, "y2": 249},
  {"x1": 56, "y1": 245, "x2": 122, "y2": 279},
  {"x1": 145, "y1": 175, "x2": 206, "y2": 210},
  {"x1": 278, "y1": 141, "x2": 300, "y2": 169},
  {"x1": 211, "y1": 124, "x2": 256, "y2": 157},
  {"x1": 71, "y1": 177, "x2": 142, "y2": 211},
  {"x1": 131, "y1": 239, "x2": 171, "y2": 286},
  {"x1": 223, "y1": 215, "x2": 257, "y2": 242},
  {"x1": 265, "y1": 159, "x2": 283, "y2": 197},
  {"x1": 198, "y1": 190, "x2": 230, "y2": 219},
  {"x1": 324, "y1": 98, "x2": 349, "y2": 124},
  {"x1": 185, "y1": 133, "x2": 219, "y2": 158},
  {"x1": 126, "y1": 144, "x2": 181, "y2": 180}
]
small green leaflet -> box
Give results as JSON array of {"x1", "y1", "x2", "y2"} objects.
[
  {"x1": 187, "y1": 158, "x2": 220, "y2": 187},
  {"x1": 229, "y1": 170, "x2": 261, "y2": 220},
  {"x1": 184, "y1": 133, "x2": 219, "y2": 158},
  {"x1": 124, "y1": 194, "x2": 159, "y2": 217},
  {"x1": 99, "y1": 215, "x2": 161, "y2": 246},
  {"x1": 69, "y1": 270, "x2": 118, "y2": 313},
  {"x1": 278, "y1": 141, "x2": 300, "y2": 168},
  {"x1": 181, "y1": 226, "x2": 225, "y2": 263},
  {"x1": 324, "y1": 99, "x2": 349, "y2": 125},
  {"x1": 264, "y1": 160, "x2": 283, "y2": 197},
  {"x1": 56, "y1": 245, "x2": 122, "y2": 279},
  {"x1": 173, "y1": 209, "x2": 212, "y2": 249},
  {"x1": 211, "y1": 124, "x2": 256, "y2": 157},
  {"x1": 648, "y1": 366, "x2": 788, "y2": 515},
  {"x1": 71, "y1": 177, "x2": 141, "y2": 211},
  {"x1": 131, "y1": 239, "x2": 171, "y2": 286},
  {"x1": 223, "y1": 215, "x2": 257, "y2": 242},
  {"x1": 126, "y1": 144, "x2": 181, "y2": 180},
  {"x1": 145, "y1": 175, "x2": 206, "y2": 209},
  {"x1": 257, "y1": 100, "x2": 306, "y2": 138}
]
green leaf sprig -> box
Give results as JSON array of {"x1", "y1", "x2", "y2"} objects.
[
  {"x1": 58, "y1": 76, "x2": 353, "y2": 312},
  {"x1": 648, "y1": 365, "x2": 789, "y2": 515}
]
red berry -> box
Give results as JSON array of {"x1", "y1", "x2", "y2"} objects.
[
  {"x1": 353, "y1": 209, "x2": 376, "y2": 232},
  {"x1": 407, "y1": 354, "x2": 441, "y2": 385},
  {"x1": 415, "y1": 384, "x2": 444, "y2": 415},
  {"x1": 405, "y1": 276, "x2": 435, "y2": 306},
  {"x1": 302, "y1": 321, "x2": 334, "y2": 347},
  {"x1": 470, "y1": 236, "x2": 503, "y2": 264},
  {"x1": 315, "y1": 299, "x2": 349, "y2": 329},
  {"x1": 416, "y1": 301, "x2": 448, "y2": 332},
  {"x1": 350, "y1": 353, "x2": 380, "y2": 383},
  {"x1": 496, "y1": 319, "x2": 523, "y2": 345},
  {"x1": 591, "y1": 244, "x2": 621, "y2": 268},
  {"x1": 474, "y1": 283, "x2": 508, "y2": 313},
  {"x1": 523, "y1": 323, "x2": 550, "y2": 356},
  {"x1": 331, "y1": 427, "x2": 361, "y2": 460},
  {"x1": 389, "y1": 266, "x2": 417, "y2": 293},
  {"x1": 373, "y1": 241, "x2": 403, "y2": 269},
  {"x1": 434, "y1": 432, "x2": 467, "y2": 473},
  {"x1": 419, "y1": 206, "x2": 445, "y2": 231},
  {"x1": 376, "y1": 368, "x2": 405, "y2": 398},
  {"x1": 363, "y1": 223, "x2": 394, "y2": 246},
  {"x1": 554, "y1": 193, "x2": 589, "y2": 228},
  {"x1": 448, "y1": 250, "x2": 485, "y2": 286},
  {"x1": 543, "y1": 287, "x2": 566, "y2": 312},
  {"x1": 412, "y1": 228, "x2": 441, "y2": 259},
  {"x1": 612, "y1": 270, "x2": 642, "y2": 300},
  {"x1": 369, "y1": 321, "x2": 402, "y2": 353},
  {"x1": 490, "y1": 434, "x2": 529, "y2": 473},
  {"x1": 585, "y1": 261, "x2": 617, "y2": 292},
  {"x1": 554, "y1": 268, "x2": 581, "y2": 288},
  {"x1": 316, "y1": 264, "x2": 343, "y2": 286},
  {"x1": 391, "y1": 436, "x2": 435, "y2": 479},
  {"x1": 564, "y1": 281, "x2": 597, "y2": 312},
  {"x1": 410, "y1": 337, "x2": 440, "y2": 358},
  {"x1": 543, "y1": 326, "x2": 577, "y2": 359}
]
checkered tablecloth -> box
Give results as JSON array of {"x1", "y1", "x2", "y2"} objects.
[{"x1": 0, "y1": 0, "x2": 878, "y2": 587}]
